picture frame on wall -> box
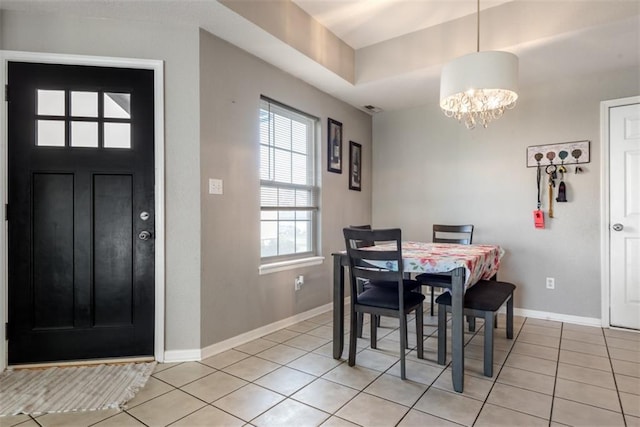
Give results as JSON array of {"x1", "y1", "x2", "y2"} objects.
[
  {"x1": 349, "y1": 141, "x2": 362, "y2": 191},
  {"x1": 328, "y1": 118, "x2": 342, "y2": 173}
]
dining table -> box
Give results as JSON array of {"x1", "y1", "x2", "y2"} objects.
[{"x1": 331, "y1": 241, "x2": 503, "y2": 393}]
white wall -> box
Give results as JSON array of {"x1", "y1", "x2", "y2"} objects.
[
  {"x1": 1, "y1": 10, "x2": 202, "y2": 351},
  {"x1": 199, "y1": 29, "x2": 372, "y2": 347},
  {"x1": 372, "y1": 67, "x2": 639, "y2": 320}
]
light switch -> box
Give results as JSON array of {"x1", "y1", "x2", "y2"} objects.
[{"x1": 208, "y1": 178, "x2": 223, "y2": 195}]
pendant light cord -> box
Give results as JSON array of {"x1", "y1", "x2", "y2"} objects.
[{"x1": 476, "y1": 0, "x2": 480, "y2": 53}]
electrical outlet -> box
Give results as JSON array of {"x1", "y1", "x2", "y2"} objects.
[
  {"x1": 294, "y1": 275, "x2": 304, "y2": 291},
  {"x1": 208, "y1": 178, "x2": 223, "y2": 195},
  {"x1": 546, "y1": 277, "x2": 555, "y2": 289}
]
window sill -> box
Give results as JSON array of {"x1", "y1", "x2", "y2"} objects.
[{"x1": 259, "y1": 256, "x2": 325, "y2": 275}]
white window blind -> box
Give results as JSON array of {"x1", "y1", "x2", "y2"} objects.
[{"x1": 260, "y1": 97, "x2": 319, "y2": 260}]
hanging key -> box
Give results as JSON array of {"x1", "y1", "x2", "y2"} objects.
[
  {"x1": 558, "y1": 164, "x2": 567, "y2": 179},
  {"x1": 548, "y1": 181, "x2": 554, "y2": 218},
  {"x1": 546, "y1": 164, "x2": 557, "y2": 180}
]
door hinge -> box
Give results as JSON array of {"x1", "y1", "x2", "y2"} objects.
[
  {"x1": 4, "y1": 204, "x2": 7, "y2": 221},
  {"x1": 5, "y1": 323, "x2": 8, "y2": 340},
  {"x1": 4, "y1": 85, "x2": 8, "y2": 102}
]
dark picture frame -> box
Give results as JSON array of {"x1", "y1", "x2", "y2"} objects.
[
  {"x1": 349, "y1": 141, "x2": 362, "y2": 191},
  {"x1": 327, "y1": 118, "x2": 342, "y2": 173}
]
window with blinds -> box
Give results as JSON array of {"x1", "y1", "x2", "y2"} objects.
[{"x1": 260, "y1": 97, "x2": 319, "y2": 261}]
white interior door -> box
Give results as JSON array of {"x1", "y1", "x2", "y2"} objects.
[{"x1": 610, "y1": 102, "x2": 640, "y2": 330}]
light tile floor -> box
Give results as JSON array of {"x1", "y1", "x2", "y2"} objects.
[{"x1": 3, "y1": 309, "x2": 639, "y2": 427}]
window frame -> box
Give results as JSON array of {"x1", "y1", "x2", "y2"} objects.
[{"x1": 259, "y1": 96, "x2": 321, "y2": 267}]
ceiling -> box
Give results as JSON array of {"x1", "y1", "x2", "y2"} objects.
[
  {"x1": 2, "y1": 0, "x2": 639, "y2": 114},
  {"x1": 292, "y1": 0, "x2": 513, "y2": 50}
]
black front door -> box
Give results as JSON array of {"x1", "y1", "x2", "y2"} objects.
[{"x1": 7, "y1": 62, "x2": 155, "y2": 364}]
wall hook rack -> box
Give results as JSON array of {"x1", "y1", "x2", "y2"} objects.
[{"x1": 526, "y1": 140, "x2": 590, "y2": 168}]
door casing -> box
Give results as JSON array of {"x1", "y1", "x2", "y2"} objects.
[
  {"x1": 600, "y1": 95, "x2": 640, "y2": 329},
  {"x1": 0, "y1": 50, "x2": 166, "y2": 371}
]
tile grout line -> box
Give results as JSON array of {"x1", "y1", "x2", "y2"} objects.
[
  {"x1": 131, "y1": 364, "x2": 259, "y2": 426},
  {"x1": 470, "y1": 316, "x2": 524, "y2": 426},
  {"x1": 483, "y1": 320, "x2": 557, "y2": 424},
  {"x1": 16, "y1": 314, "x2": 638, "y2": 427},
  {"x1": 208, "y1": 321, "x2": 396, "y2": 425},
  {"x1": 547, "y1": 321, "x2": 563, "y2": 426},
  {"x1": 186, "y1": 322, "x2": 627, "y2": 426},
  {"x1": 327, "y1": 312, "x2": 427, "y2": 425},
  {"x1": 467, "y1": 318, "x2": 556, "y2": 424},
  {"x1": 552, "y1": 325, "x2": 632, "y2": 423},
  {"x1": 309, "y1": 308, "x2": 445, "y2": 425},
  {"x1": 602, "y1": 329, "x2": 628, "y2": 426}
]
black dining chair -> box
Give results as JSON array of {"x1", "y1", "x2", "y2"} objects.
[
  {"x1": 436, "y1": 279, "x2": 515, "y2": 377},
  {"x1": 349, "y1": 225, "x2": 376, "y2": 338},
  {"x1": 343, "y1": 227, "x2": 425, "y2": 379},
  {"x1": 415, "y1": 224, "x2": 474, "y2": 315},
  {"x1": 350, "y1": 224, "x2": 421, "y2": 342}
]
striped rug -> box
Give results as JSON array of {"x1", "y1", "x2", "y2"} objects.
[{"x1": 0, "y1": 362, "x2": 155, "y2": 416}]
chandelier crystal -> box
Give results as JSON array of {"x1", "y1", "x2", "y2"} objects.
[
  {"x1": 439, "y1": 1, "x2": 518, "y2": 129},
  {"x1": 441, "y1": 89, "x2": 517, "y2": 129}
]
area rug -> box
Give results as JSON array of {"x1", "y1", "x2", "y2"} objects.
[{"x1": 0, "y1": 361, "x2": 156, "y2": 416}]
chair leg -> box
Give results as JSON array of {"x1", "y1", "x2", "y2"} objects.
[
  {"x1": 399, "y1": 313, "x2": 408, "y2": 380},
  {"x1": 404, "y1": 318, "x2": 410, "y2": 349},
  {"x1": 483, "y1": 312, "x2": 494, "y2": 377},
  {"x1": 437, "y1": 304, "x2": 447, "y2": 365},
  {"x1": 349, "y1": 310, "x2": 358, "y2": 366},
  {"x1": 430, "y1": 287, "x2": 435, "y2": 315},
  {"x1": 416, "y1": 307, "x2": 424, "y2": 359},
  {"x1": 370, "y1": 313, "x2": 378, "y2": 349},
  {"x1": 506, "y1": 295, "x2": 514, "y2": 339},
  {"x1": 361, "y1": 314, "x2": 380, "y2": 338},
  {"x1": 357, "y1": 313, "x2": 364, "y2": 338},
  {"x1": 468, "y1": 315, "x2": 476, "y2": 332},
  {"x1": 356, "y1": 280, "x2": 365, "y2": 338}
]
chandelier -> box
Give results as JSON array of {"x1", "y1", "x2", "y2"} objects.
[{"x1": 440, "y1": 0, "x2": 518, "y2": 129}]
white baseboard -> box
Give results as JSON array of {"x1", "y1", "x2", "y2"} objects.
[
  {"x1": 163, "y1": 349, "x2": 202, "y2": 363},
  {"x1": 164, "y1": 302, "x2": 602, "y2": 363},
  {"x1": 199, "y1": 302, "x2": 334, "y2": 361},
  {"x1": 515, "y1": 308, "x2": 601, "y2": 327}
]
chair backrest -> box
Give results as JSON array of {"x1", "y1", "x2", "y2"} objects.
[
  {"x1": 432, "y1": 224, "x2": 474, "y2": 245},
  {"x1": 349, "y1": 224, "x2": 373, "y2": 248},
  {"x1": 343, "y1": 228, "x2": 405, "y2": 301}
]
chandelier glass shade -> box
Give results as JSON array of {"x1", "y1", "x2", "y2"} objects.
[
  {"x1": 439, "y1": 0, "x2": 519, "y2": 129},
  {"x1": 440, "y1": 51, "x2": 518, "y2": 129}
]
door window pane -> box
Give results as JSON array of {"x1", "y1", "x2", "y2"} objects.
[
  {"x1": 104, "y1": 123, "x2": 131, "y2": 148},
  {"x1": 37, "y1": 120, "x2": 65, "y2": 147},
  {"x1": 37, "y1": 90, "x2": 65, "y2": 116},
  {"x1": 104, "y1": 93, "x2": 131, "y2": 119},
  {"x1": 71, "y1": 91, "x2": 98, "y2": 117},
  {"x1": 71, "y1": 121, "x2": 98, "y2": 147}
]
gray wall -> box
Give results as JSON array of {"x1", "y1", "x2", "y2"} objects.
[
  {"x1": 372, "y1": 67, "x2": 639, "y2": 319},
  {"x1": 0, "y1": 9, "x2": 373, "y2": 354},
  {"x1": 1, "y1": 10, "x2": 203, "y2": 351},
  {"x1": 199, "y1": 29, "x2": 372, "y2": 348}
]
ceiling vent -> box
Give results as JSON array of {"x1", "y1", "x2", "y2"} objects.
[{"x1": 362, "y1": 105, "x2": 383, "y2": 114}]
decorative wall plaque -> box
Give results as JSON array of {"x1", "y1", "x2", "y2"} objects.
[{"x1": 526, "y1": 140, "x2": 590, "y2": 168}]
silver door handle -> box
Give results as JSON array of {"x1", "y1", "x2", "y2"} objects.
[
  {"x1": 612, "y1": 223, "x2": 624, "y2": 231},
  {"x1": 138, "y1": 231, "x2": 152, "y2": 240}
]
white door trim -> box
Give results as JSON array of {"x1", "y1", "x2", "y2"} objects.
[
  {"x1": 600, "y1": 95, "x2": 640, "y2": 329},
  {"x1": 0, "y1": 50, "x2": 166, "y2": 370}
]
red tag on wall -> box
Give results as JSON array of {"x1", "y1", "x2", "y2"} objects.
[{"x1": 534, "y1": 210, "x2": 545, "y2": 229}]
